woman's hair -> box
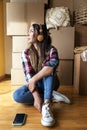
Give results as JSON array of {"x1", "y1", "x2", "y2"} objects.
[{"x1": 32, "y1": 23, "x2": 52, "y2": 59}]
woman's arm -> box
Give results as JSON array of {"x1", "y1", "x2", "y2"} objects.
[
  {"x1": 33, "y1": 66, "x2": 53, "y2": 81},
  {"x1": 28, "y1": 46, "x2": 59, "y2": 92},
  {"x1": 28, "y1": 66, "x2": 54, "y2": 92},
  {"x1": 21, "y1": 49, "x2": 36, "y2": 82}
]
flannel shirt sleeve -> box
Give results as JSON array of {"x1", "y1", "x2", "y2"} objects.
[
  {"x1": 21, "y1": 49, "x2": 36, "y2": 82},
  {"x1": 42, "y1": 47, "x2": 59, "y2": 67}
]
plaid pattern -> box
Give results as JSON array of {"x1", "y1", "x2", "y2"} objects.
[{"x1": 21, "y1": 46, "x2": 59, "y2": 82}]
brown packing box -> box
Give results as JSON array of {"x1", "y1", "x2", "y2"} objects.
[
  {"x1": 57, "y1": 60, "x2": 73, "y2": 85},
  {"x1": 6, "y1": 2, "x2": 44, "y2": 35},
  {"x1": 75, "y1": 25, "x2": 87, "y2": 47},
  {"x1": 10, "y1": 0, "x2": 48, "y2": 4},
  {"x1": 26, "y1": 3, "x2": 44, "y2": 27},
  {"x1": 6, "y1": 3, "x2": 27, "y2": 35},
  {"x1": 74, "y1": 54, "x2": 87, "y2": 95},
  {"x1": 51, "y1": 0, "x2": 73, "y2": 11},
  {"x1": 50, "y1": 27, "x2": 75, "y2": 85},
  {"x1": 50, "y1": 27, "x2": 75, "y2": 60}
]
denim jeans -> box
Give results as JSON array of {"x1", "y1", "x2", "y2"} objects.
[{"x1": 13, "y1": 75, "x2": 59, "y2": 104}]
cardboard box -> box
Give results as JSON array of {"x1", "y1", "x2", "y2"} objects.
[
  {"x1": 74, "y1": 54, "x2": 87, "y2": 95},
  {"x1": 51, "y1": 0, "x2": 73, "y2": 11},
  {"x1": 75, "y1": 25, "x2": 87, "y2": 46},
  {"x1": 26, "y1": 3, "x2": 44, "y2": 26},
  {"x1": 12, "y1": 36, "x2": 28, "y2": 52},
  {"x1": 10, "y1": 0, "x2": 48, "y2": 4},
  {"x1": 12, "y1": 53, "x2": 22, "y2": 69},
  {"x1": 11, "y1": 69, "x2": 27, "y2": 85},
  {"x1": 50, "y1": 27, "x2": 75, "y2": 59},
  {"x1": 6, "y1": 3, "x2": 27, "y2": 35},
  {"x1": 57, "y1": 59, "x2": 73, "y2": 85},
  {"x1": 6, "y1": 2, "x2": 44, "y2": 35}
]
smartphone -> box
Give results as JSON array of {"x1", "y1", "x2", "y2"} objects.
[{"x1": 12, "y1": 113, "x2": 27, "y2": 126}]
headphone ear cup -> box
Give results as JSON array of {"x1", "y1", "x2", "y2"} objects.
[{"x1": 37, "y1": 34, "x2": 44, "y2": 42}]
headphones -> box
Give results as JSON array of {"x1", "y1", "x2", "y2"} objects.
[{"x1": 37, "y1": 24, "x2": 44, "y2": 42}]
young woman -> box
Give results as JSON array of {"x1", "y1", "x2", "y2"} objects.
[{"x1": 13, "y1": 23, "x2": 70, "y2": 127}]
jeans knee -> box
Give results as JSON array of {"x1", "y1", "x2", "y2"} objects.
[
  {"x1": 13, "y1": 90, "x2": 21, "y2": 103},
  {"x1": 13, "y1": 88, "x2": 34, "y2": 104}
]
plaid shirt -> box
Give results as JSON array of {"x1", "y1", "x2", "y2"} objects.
[{"x1": 21, "y1": 46, "x2": 59, "y2": 82}]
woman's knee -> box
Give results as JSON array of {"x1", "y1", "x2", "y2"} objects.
[
  {"x1": 13, "y1": 85, "x2": 34, "y2": 104},
  {"x1": 13, "y1": 85, "x2": 28, "y2": 103},
  {"x1": 13, "y1": 89, "x2": 23, "y2": 103}
]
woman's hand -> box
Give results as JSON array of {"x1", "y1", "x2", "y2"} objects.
[{"x1": 28, "y1": 77, "x2": 36, "y2": 93}]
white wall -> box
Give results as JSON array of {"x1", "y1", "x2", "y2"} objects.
[
  {"x1": 3, "y1": 0, "x2": 12, "y2": 74},
  {"x1": 4, "y1": 36, "x2": 12, "y2": 74}
]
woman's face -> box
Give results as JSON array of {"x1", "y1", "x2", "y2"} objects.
[{"x1": 28, "y1": 25, "x2": 38, "y2": 44}]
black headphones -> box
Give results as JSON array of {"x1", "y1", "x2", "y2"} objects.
[{"x1": 37, "y1": 24, "x2": 44, "y2": 42}]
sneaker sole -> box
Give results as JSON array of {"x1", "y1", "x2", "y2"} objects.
[
  {"x1": 53, "y1": 90, "x2": 71, "y2": 104},
  {"x1": 41, "y1": 118, "x2": 55, "y2": 127}
]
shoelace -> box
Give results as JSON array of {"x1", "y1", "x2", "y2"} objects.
[{"x1": 44, "y1": 105, "x2": 53, "y2": 118}]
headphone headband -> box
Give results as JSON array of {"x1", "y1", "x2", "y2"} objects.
[{"x1": 37, "y1": 24, "x2": 44, "y2": 42}]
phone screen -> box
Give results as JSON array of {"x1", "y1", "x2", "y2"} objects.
[{"x1": 12, "y1": 113, "x2": 27, "y2": 126}]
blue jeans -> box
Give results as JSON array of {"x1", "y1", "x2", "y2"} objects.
[{"x1": 13, "y1": 75, "x2": 59, "y2": 104}]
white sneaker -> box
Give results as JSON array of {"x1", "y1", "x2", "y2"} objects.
[
  {"x1": 41, "y1": 103, "x2": 55, "y2": 127},
  {"x1": 52, "y1": 90, "x2": 71, "y2": 104}
]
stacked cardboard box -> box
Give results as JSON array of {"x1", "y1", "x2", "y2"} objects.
[
  {"x1": 75, "y1": 25, "x2": 87, "y2": 47},
  {"x1": 74, "y1": 54, "x2": 87, "y2": 95},
  {"x1": 11, "y1": 36, "x2": 28, "y2": 85},
  {"x1": 6, "y1": 2, "x2": 44, "y2": 36},
  {"x1": 10, "y1": 0, "x2": 48, "y2": 4},
  {"x1": 6, "y1": 2, "x2": 45, "y2": 85},
  {"x1": 50, "y1": 27, "x2": 75, "y2": 85}
]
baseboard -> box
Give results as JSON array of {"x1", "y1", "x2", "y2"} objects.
[
  {"x1": 5, "y1": 74, "x2": 11, "y2": 78},
  {"x1": 0, "y1": 75, "x2": 5, "y2": 81},
  {"x1": 0, "y1": 74, "x2": 11, "y2": 81}
]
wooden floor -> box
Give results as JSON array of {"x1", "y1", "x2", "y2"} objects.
[{"x1": 0, "y1": 79, "x2": 87, "y2": 130}]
